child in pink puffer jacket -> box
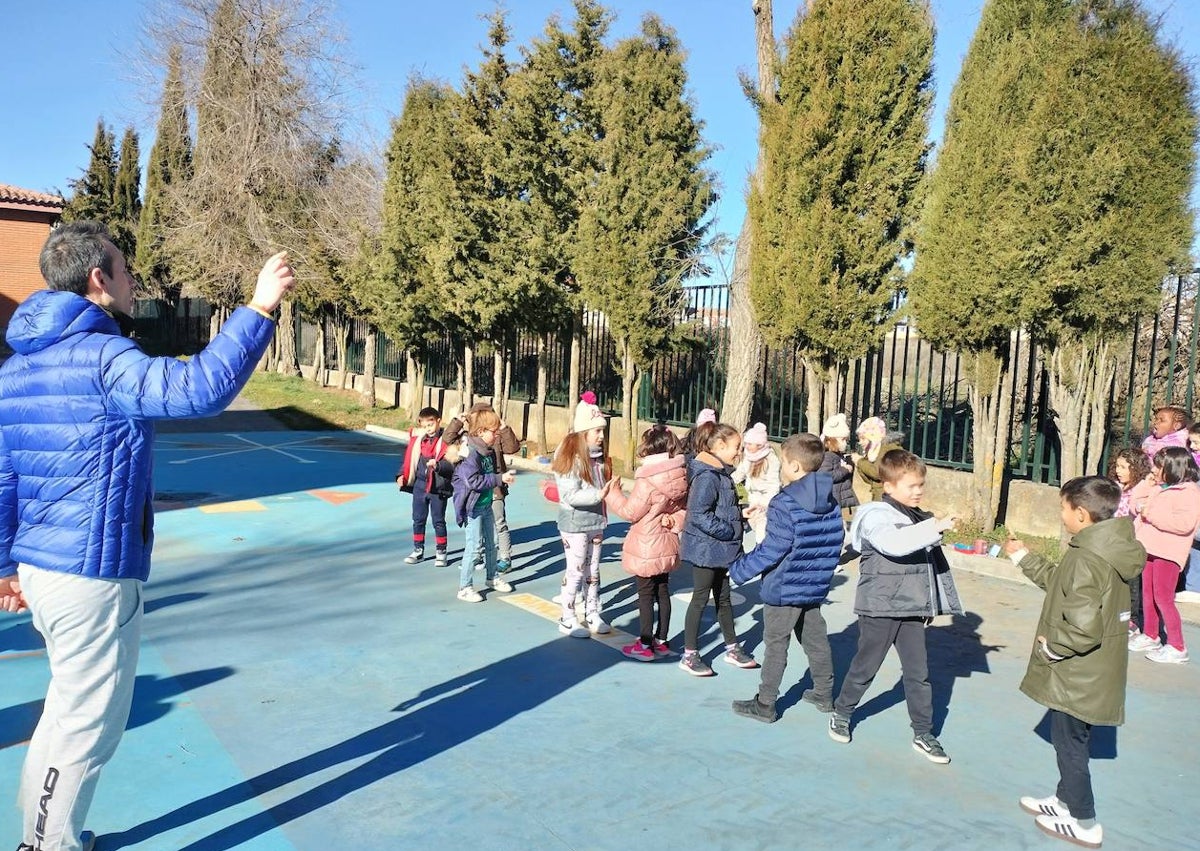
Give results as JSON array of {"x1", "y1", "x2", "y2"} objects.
[
  {"x1": 1130, "y1": 446, "x2": 1200, "y2": 664},
  {"x1": 606, "y1": 425, "x2": 689, "y2": 662}
]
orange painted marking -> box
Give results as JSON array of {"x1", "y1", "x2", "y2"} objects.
[{"x1": 308, "y1": 490, "x2": 366, "y2": 506}]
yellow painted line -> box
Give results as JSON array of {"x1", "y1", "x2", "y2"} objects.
[
  {"x1": 498, "y1": 592, "x2": 635, "y2": 653},
  {"x1": 0, "y1": 650, "x2": 45, "y2": 661},
  {"x1": 198, "y1": 500, "x2": 268, "y2": 514}
]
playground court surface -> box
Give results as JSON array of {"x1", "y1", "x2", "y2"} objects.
[{"x1": 2, "y1": 426, "x2": 1198, "y2": 850}]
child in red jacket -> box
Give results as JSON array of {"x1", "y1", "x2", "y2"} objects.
[{"x1": 397, "y1": 406, "x2": 454, "y2": 567}]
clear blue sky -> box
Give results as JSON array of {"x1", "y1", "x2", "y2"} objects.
[{"x1": 2, "y1": 0, "x2": 1197, "y2": 255}]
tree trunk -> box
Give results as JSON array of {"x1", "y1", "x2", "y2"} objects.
[
  {"x1": 799, "y1": 353, "x2": 845, "y2": 435},
  {"x1": 965, "y1": 347, "x2": 1013, "y2": 531},
  {"x1": 535, "y1": 333, "x2": 549, "y2": 455},
  {"x1": 1048, "y1": 337, "x2": 1120, "y2": 482},
  {"x1": 361, "y1": 325, "x2": 377, "y2": 407},
  {"x1": 410, "y1": 354, "x2": 427, "y2": 421},
  {"x1": 568, "y1": 308, "x2": 583, "y2": 406},
  {"x1": 500, "y1": 348, "x2": 513, "y2": 418},
  {"x1": 274, "y1": 300, "x2": 300, "y2": 376},
  {"x1": 720, "y1": 0, "x2": 777, "y2": 430},
  {"x1": 463, "y1": 343, "x2": 475, "y2": 409},
  {"x1": 311, "y1": 314, "x2": 326, "y2": 384},
  {"x1": 403, "y1": 351, "x2": 417, "y2": 412},
  {"x1": 620, "y1": 341, "x2": 640, "y2": 470},
  {"x1": 722, "y1": 222, "x2": 762, "y2": 431},
  {"x1": 334, "y1": 318, "x2": 349, "y2": 390},
  {"x1": 493, "y1": 346, "x2": 504, "y2": 413}
]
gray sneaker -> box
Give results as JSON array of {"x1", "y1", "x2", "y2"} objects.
[
  {"x1": 732, "y1": 695, "x2": 778, "y2": 723},
  {"x1": 723, "y1": 644, "x2": 758, "y2": 668},
  {"x1": 678, "y1": 652, "x2": 715, "y2": 677},
  {"x1": 912, "y1": 733, "x2": 951, "y2": 764},
  {"x1": 828, "y1": 714, "x2": 851, "y2": 744}
]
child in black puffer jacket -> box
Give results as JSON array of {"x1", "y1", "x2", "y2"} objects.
[{"x1": 819, "y1": 413, "x2": 860, "y2": 520}]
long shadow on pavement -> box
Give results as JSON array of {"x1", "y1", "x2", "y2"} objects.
[{"x1": 103, "y1": 638, "x2": 618, "y2": 850}]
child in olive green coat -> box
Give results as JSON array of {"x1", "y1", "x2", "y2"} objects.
[{"x1": 1004, "y1": 476, "x2": 1146, "y2": 850}]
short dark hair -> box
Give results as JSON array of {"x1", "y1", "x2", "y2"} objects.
[
  {"x1": 418, "y1": 407, "x2": 441, "y2": 420},
  {"x1": 878, "y1": 448, "x2": 926, "y2": 484},
  {"x1": 40, "y1": 221, "x2": 114, "y2": 296},
  {"x1": 1060, "y1": 476, "x2": 1120, "y2": 522},
  {"x1": 1153, "y1": 405, "x2": 1190, "y2": 430},
  {"x1": 637, "y1": 424, "x2": 681, "y2": 458},
  {"x1": 1153, "y1": 446, "x2": 1200, "y2": 486},
  {"x1": 781, "y1": 433, "x2": 824, "y2": 472}
]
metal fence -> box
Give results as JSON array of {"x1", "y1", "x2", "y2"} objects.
[{"x1": 144, "y1": 270, "x2": 1197, "y2": 487}]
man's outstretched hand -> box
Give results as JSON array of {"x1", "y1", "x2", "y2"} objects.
[{"x1": 249, "y1": 251, "x2": 296, "y2": 314}]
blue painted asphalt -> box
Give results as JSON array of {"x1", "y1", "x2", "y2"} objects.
[{"x1": 2, "y1": 429, "x2": 1198, "y2": 850}]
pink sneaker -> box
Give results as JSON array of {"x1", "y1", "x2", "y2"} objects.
[
  {"x1": 652, "y1": 640, "x2": 675, "y2": 658},
  {"x1": 622, "y1": 640, "x2": 655, "y2": 662}
]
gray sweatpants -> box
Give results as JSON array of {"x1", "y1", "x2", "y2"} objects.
[
  {"x1": 834, "y1": 615, "x2": 932, "y2": 734},
  {"x1": 17, "y1": 564, "x2": 143, "y2": 851},
  {"x1": 757, "y1": 603, "x2": 834, "y2": 705},
  {"x1": 559, "y1": 531, "x2": 602, "y2": 622},
  {"x1": 492, "y1": 492, "x2": 511, "y2": 562}
]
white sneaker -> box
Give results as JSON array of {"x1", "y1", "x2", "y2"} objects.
[
  {"x1": 456, "y1": 586, "x2": 483, "y2": 603},
  {"x1": 1020, "y1": 794, "x2": 1070, "y2": 818},
  {"x1": 1035, "y1": 813, "x2": 1102, "y2": 848},
  {"x1": 558, "y1": 617, "x2": 589, "y2": 638},
  {"x1": 1128, "y1": 632, "x2": 1161, "y2": 652},
  {"x1": 1146, "y1": 644, "x2": 1189, "y2": 664},
  {"x1": 403, "y1": 549, "x2": 424, "y2": 565},
  {"x1": 588, "y1": 616, "x2": 611, "y2": 635},
  {"x1": 487, "y1": 577, "x2": 513, "y2": 593}
]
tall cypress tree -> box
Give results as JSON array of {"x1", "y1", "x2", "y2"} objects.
[
  {"x1": 62, "y1": 119, "x2": 117, "y2": 224},
  {"x1": 572, "y1": 13, "x2": 716, "y2": 460},
  {"x1": 110, "y1": 127, "x2": 141, "y2": 261},
  {"x1": 747, "y1": 0, "x2": 934, "y2": 434},
  {"x1": 910, "y1": 0, "x2": 1196, "y2": 520},
  {"x1": 136, "y1": 45, "x2": 193, "y2": 302}
]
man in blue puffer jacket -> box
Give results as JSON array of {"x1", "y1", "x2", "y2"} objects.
[
  {"x1": 0, "y1": 221, "x2": 294, "y2": 851},
  {"x1": 729, "y1": 433, "x2": 845, "y2": 723}
]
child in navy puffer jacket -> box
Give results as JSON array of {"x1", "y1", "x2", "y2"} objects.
[
  {"x1": 730, "y1": 433, "x2": 845, "y2": 722},
  {"x1": 678, "y1": 421, "x2": 758, "y2": 677}
]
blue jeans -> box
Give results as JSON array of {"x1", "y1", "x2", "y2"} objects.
[
  {"x1": 1187, "y1": 529, "x2": 1200, "y2": 593},
  {"x1": 459, "y1": 501, "x2": 497, "y2": 589}
]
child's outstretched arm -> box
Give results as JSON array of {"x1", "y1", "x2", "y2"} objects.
[
  {"x1": 858, "y1": 508, "x2": 951, "y2": 557},
  {"x1": 556, "y1": 472, "x2": 605, "y2": 508},
  {"x1": 606, "y1": 477, "x2": 651, "y2": 522},
  {"x1": 730, "y1": 497, "x2": 789, "y2": 584}
]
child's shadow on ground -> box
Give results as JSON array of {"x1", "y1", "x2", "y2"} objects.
[
  {"x1": 809, "y1": 611, "x2": 1001, "y2": 734},
  {"x1": 1033, "y1": 711, "x2": 1118, "y2": 759}
]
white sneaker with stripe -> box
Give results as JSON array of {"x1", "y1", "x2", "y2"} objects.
[{"x1": 1035, "y1": 814, "x2": 1103, "y2": 848}]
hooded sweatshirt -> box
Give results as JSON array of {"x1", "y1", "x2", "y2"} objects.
[
  {"x1": 605, "y1": 452, "x2": 688, "y2": 577},
  {"x1": 1134, "y1": 481, "x2": 1200, "y2": 566},
  {"x1": 1016, "y1": 517, "x2": 1146, "y2": 726}
]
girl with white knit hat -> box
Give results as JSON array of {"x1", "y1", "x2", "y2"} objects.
[
  {"x1": 731, "y1": 422, "x2": 781, "y2": 550},
  {"x1": 550, "y1": 396, "x2": 617, "y2": 637}
]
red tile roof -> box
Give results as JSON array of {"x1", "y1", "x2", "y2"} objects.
[{"x1": 0, "y1": 183, "x2": 65, "y2": 211}]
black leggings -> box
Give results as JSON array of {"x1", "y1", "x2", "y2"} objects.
[
  {"x1": 683, "y1": 562, "x2": 737, "y2": 651},
  {"x1": 636, "y1": 574, "x2": 672, "y2": 645}
]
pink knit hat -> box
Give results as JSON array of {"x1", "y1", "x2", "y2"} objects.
[
  {"x1": 695, "y1": 408, "x2": 717, "y2": 426},
  {"x1": 743, "y1": 422, "x2": 768, "y2": 447}
]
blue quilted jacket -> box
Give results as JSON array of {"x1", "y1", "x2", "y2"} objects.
[
  {"x1": 0, "y1": 290, "x2": 275, "y2": 581},
  {"x1": 729, "y1": 473, "x2": 844, "y2": 606}
]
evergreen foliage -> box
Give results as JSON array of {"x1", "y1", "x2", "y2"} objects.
[
  {"x1": 573, "y1": 14, "x2": 715, "y2": 369},
  {"x1": 136, "y1": 45, "x2": 193, "y2": 301},
  {"x1": 366, "y1": 76, "x2": 458, "y2": 357},
  {"x1": 62, "y1": 120, "x2": 118, "y2": 224},
  {"x1": 110, "y1": 127, "x2": 142, "y2": 261},
  {"x1": 747, "y1": 0, "x2": 933, "y2": 362}
]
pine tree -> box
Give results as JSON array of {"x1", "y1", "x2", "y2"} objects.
[
  {"x1": 909, "y1": 0, "x2": 1196, "y2": 522},
  {"x1": 747, "y1": 0, "x2": 934, "y2": 434},
  {"x1": 572, "y1": 13, "x2": 716, "y2": 460},
  {"x1": 364, "y1": 76, "x2": 458, "y2": 415},
  {"x1": 110, "y1": 127, "x2": 141, "y2": 261},
  {"x1": 136, "y1": 45, "x2": 193, "y2": 303},
  {"x1": 62, "y1": 119, "x2": 117, "y2": 224}
]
